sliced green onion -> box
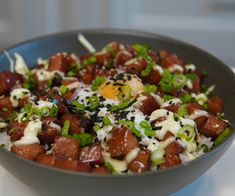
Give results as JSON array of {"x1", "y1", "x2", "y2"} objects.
[
  {"x1": 2, "y1": 107, "x2": 8, "y2": 112},
  {"x1": 172, "y1": 74, "x2": 187, "y2": 89},
  {"x1": 117, "y1": 84, "x2": 131, "y2": 102},
  {"x1": 61, "y1": 120, "x2": 70, "y2": 137},
  {"x1": 132, "y1": 44, "x2": 149, "y2": 57},
  {"x1": 179, "y1": 93, "x2": 192, "y2": 103},
  {"x1": 139, "y1": 120, "x2": 155, "y2": 137},
  {"x1": 201, "y1": 70, "x2": 208, "y2": 77},
  {"x1": 201, "y1": 144, "x2": 209, "y2": 153},
  {"x1": 47, "y1": 79, "x2": 53, "y2": 88},
  {"x1": 49, "y1": 104, "x2": 58, "y2": 117},
  {"x1": 109, "y1": 100, "x2": 131, "y2": 112},
  {"x1": 35, "y1": 107, "x2": 50, "y2": 116},
  {"x1": 185, "y1": 73, "x2": 197, "y2": 80},
  {"x1": 177, "y1": 125, "x2": 195, "y2": 141},
  {"x1": 59, "y1": 85, "x2": 68, "y2": 95},
  {"x1": 178, "y1": 104, "x2": 188, "y2": 117},
  {"x1": 103, "y1": 116, "x2": 112, "y2": 126},
  {"x1": 23, "y1": 71, "x2": 36, "y2": 90},
  {"x1": 91, "y1": 76, "x2": 105, "y2": 91},
  {"x1": 83, "y1": 56, "x2": 96, "y2": 65},
  {"x1": 71, "y1": 100, "x2": 86, "y2": 111},
  {"x1": 72, "y1": 133, "x2": 94, "y2": 147},
  {"x1": 213, "y1": 128, "x2": 232, "y2": 146},
  {"x1": 88, "y1": 96, "x2": 99, "y2": 110},
  {"x1": 151, "y1": 148, "x2": 165, "y2": 166},
  {"x1": 104, "y1": 162, "x2": 117, "y2": 174},
  {"x1": 160, "y1": 69, "x2": 173, "y2": 93},
  {"x1": 93, "y1": 123, "x2": 101, "y2": 132},
  {"x1": 118, "y1": 120, "x2": 141, "y2": 137},
  {"x1": 144, "y1": 84, "x2": 157, "y2": 94},
  {"x1": 164, "y1": 95, "x2": 176, "y2": 101}
]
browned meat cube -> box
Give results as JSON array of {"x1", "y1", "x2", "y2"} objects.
[
  {"x1": 126, "y1": 57, "x2": 147, "y2": 73},
  {"x1": 7, "y1": 121, "x2": 28, "y2": 142},
  {"x1": 128, "y1": 149, "x2": 150, "y2": 173},
  {"x1": 207, "y1": 96, "x2": 222, "y2": 115},
  {"x1": 161, "y1": 52, "x2": 183, "y2": 69},
  {"x1": 11, "y1": 143, "x2": 45, "y2": 161},
  {"x1": 36, "y1": 153, "x2": 55, "y2": 167},
  {"x1": 38, "y1": 124, "x2": 59, "y2": 145},
  {"x1": 92, "y1": 166, "x2": 109, "y2": 174},
  {"x1": 160, "y1": 154, "x2": 181, "y2": 170},
  {"x1": 48, "y1": 53, "x2": 70, "y2": 73},
  {"x1": 95, "y1": 52, "x2": 112, "y2": 66},
  {"x1": 0, "y1": 71, "x2": 23, "y2": 95},
  {"x1": 0, "y1": 96, "x2": 14, "y2": 118},
  {"x1": 163, "y1": 103, "x2": 181, "y2": 113},
  {"x1": 200, "y1": 116, "x2": 226, "y2": 138},
  {"x1": 191, "y1": 77, "x2": 200, "y2": 93},
  {"x1": 139, "y1": 93, "x2": 159, "y2": 115},
  {"x1": 78, "y1": 64, "x2": 95, "y2": 84},
  {"x1": 54, "y1": 160, "x2": 91, "y2": 172},
  {"x1": 79, "y1": 144, "x2": 103, "y2": 165},
  {"x1": 165, "y1": 141, "x2": 184, "y2": 156},
  {"x1": 53, "y1": 136, "x2": 80, "y2": 160},
  {"x1": 143, "y1": 70, "x2": 162, "y2": 85},
  {"x1": 60, "y1": 113, "x2": 81, "y2": 135},
  {"x1": 115, "y1": 50, "x2": 132, "y2": 67},
  {"x1": 107, "y1": 126, "x2": 138, "y2": 158}
]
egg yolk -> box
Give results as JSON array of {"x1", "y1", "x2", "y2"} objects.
[{"x1": 99, "y1": 83, "x2": 120, "y2": 100}]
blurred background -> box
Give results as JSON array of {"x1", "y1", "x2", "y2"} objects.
[{"x1": 0, "y1": 0, "x2": 235, "y2": 68}]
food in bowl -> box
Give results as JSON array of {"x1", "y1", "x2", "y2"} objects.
[{"x1": 0, "y1": 35, "x2": 231, "y2": 174}]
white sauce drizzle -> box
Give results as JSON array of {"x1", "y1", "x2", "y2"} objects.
[
  {"x1": 161, "y1": 98, "x2": 182, "y2": 108},
  {"x1": 14, "y1": 53, "x2": 29, "y2": 76},
  {"x1": 189, "y1": 110, "x2": 209, "y2": 120},
  {"x1": 10, "y1": 88, "x2": 31, "y2": 107},
  {"x1": 168, "y1": 64, "x2": 184, "y2": 73}
]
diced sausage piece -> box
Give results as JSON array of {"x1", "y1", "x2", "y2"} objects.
[
  {"x1": 95, "y1": 52, "x2": 112, "y2": 66},
  {"x1": 207, "y1": 96, "x2": 222, "y2": 115},
  {"x1": 139, "y1": 93, "x2": 159, "y2": 115},
  {"x1": 92, "y1": 167, "x2": 109, "y2": 174},
  {"x1": 0, "y1": 97, "x2": 14, "y2": 118},
  {"x1": 125, "y1": 57, "x2": 147, "y2": 73},
  {"x1": 54, "y1": 160, "x2": 91, "y2": 172},
  {"x1": 0, "y1": 71, "x2": 23, "y2": 95},
  {"x1": 18, "y1": 97, "x2": 29, "y2": 108},
  {"x1": 128, "y1": 149, "x2": 150, "y2": 173},
  {"x1": 143, "y1": 70, "x2": 162, "y2": 85},
  {"x1": 38, "y1": 124, "x2": 59, "y2": 145},
  {"x1": 108, "y1": 126, "x2": 138, "y2": 158},
  {"x1": 78, "y1": 64, "x2": 95, "y2": 84},
  {"x1": 187, "y1": 102, "x2": 203, "y2": 114},
  {"x1": 61, "y1": 78, "x2": 78, "y2": 86},
  {"x1": 53, "y1": 136, "x2": 80, "y2": 160},
  {"x1": 79, "y1": 144, "x2": 103, "y2": 165},
  {"x1": 163, "y1": 103, "x2": 181, "y2": 113},
  {"x1": 165, "y1": 141, "x2": 184, "y2": 155},
  {"x1": 60, "y1": 113, "x2": 81, "y2": 135},
  {"x1": 115, "y1": 50, "x2": 132, "y2": 67},
  {"x1": 187, "y1": 102, "x2": 207, "y2": 130},
  {"x1": 162, "y1": 131, "x2": 174, "y2": 141},
  {"x1": 7, "y1": 121, "x2": 28, "y2": 142},
  {"x1": 161, "y1": 52, "x2": 183, "y2": 68},
  {"x1": 105, "y1": 41, "x2": 122, "y2": 55},
  {"x1": 48, "y1": 53, "x2": 70, "y2": 73},
  {"x1": 36, "y1": 153, "x2": 55, "y2": 167},
  {"x1": 148, "y1": 50, "x2": 159, "y2": 63},
  {"x1": 11, "y1": 143, "x2": 45, "y2": 161},
  {"x1": 200, "y1": 116, "x2": 226, "y2": 138},
  {"x1": 160, "y1": 154, "x2": 181, "y2": 170},
  {"x1": 191, "y1": 77, "x2": 200, "y2": 93},
  {"x1": 95, "y1": 68, "x2": 117, "y2": 78}
]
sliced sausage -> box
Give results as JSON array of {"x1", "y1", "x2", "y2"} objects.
[
  {"x1": 143, "y1": 70, "x2": 161, "y2": 85},
  {"x1": 53, "y1": 136, "x2": 80, "y2": 160},
  {"x1": 165, "y1": 141, "x2": 184, "y2": 155},
  {"x1": 7, "y1": 121, "x2": 28, "y2": 142},
  {"x1": 0, "y1": 71, "x2": 23, "y2": 95},
  {"x1": 79, "y1": 144, "x2": 103, "y2": 164},
  {"x1": 207, "y1": 96, "x2": 222, "y2": 115},
  {"x1": 115, "y1": 50, "x2": 132, "y2": 67},
  {"x1": 36, "y1": 153, "x2": 55, "y2": 166},
  {"x1": 0, "y1": 96, "x2": 14, "y2": 118},
  {"x1": 48, "y1": 53, "x2": 70, "y2": 73},
  {"x1": 139, "y1": 93, "x2": 159, "y2": 115},
  {"x1": 125, "y1": 57, "x2": 147, "y2": 73},
  {"x1": 108, "y1": 126, "x2": 138, "y2": 158},
  {"x1": 128, "y1": 149, "x2": 150, "y2": 173},
  {"x1": 200, "y1": 116, "x2": 226, "y2": 138},
  {"x1": 54, "y1": 159, "x2": 91, "y2": 172},
  {"x1": 11, "y1": 143, "x2": 45, "y2": 161},
  {"x1": 159, "y1": 154, "x2": 181, "y2": 170}
]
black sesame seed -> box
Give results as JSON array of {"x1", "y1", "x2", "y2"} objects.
[{"x1": 130, "y1": 116, "x2": 135, "y2": 121}]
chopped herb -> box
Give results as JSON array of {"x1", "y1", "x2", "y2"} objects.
[
  {"x1": 2, "y1": 107, "x2": 8, "y2": 112},
  {"x1": 144, "y1": 84, "x2": 157, "y2": 94},
  {"x1": 91, "y1": 76, "x2": 105, "y2": 91},
  {"x1": 213, "y1": 128, "x2": 231, "y2": 146},
  {"x1": 72, "y1": 133, "x2": 95, "y2": 147},
  {"x1": 178, "y1": 104, "x2": 188, "y2": 117},
  {"x1": 93, "y1": 123, "x2": 101, "y2": 132},
  {"x1": 59, "y1": 85, "x2": 68, "y2": 95},
  {"x1": 83, "y1": 56, "x2": 96, "y2": 65},
  {"x1": 47, "y1": 79, "x2": 53, "y2": 88},
  {"x1": 61, "y1": 120, "x2": 70, "y2": 137},
  {"x1": 179, "y1": 93, "x2": 192, "y2": 103},
  {"x1": 172, "y1": 74, "x2": 187, "y2": 89},
  {"x1": 164, "y1": 95, "x2": 176, "y2": 101},
  {"x1": 49, "y1": 104, "x2": 58, "y2": 117},
  {"x1": 160, "y1": 69, "x2": 173, "y2": 93},
  {"x1": 117, "y1": 84, "x2": 131, "y2": 102},
  {"x1": 103, "y1": 117, "x2": 112, "y2": 126},
  {"x1": 201, "y1": 144, "x2": 209, "y2": 153},
  {"x1": 71, "y1": 100, "x2": 86, "y2": 111},
  {"x1": 201, "y1": 70, "x2": 208, "y2": 77},
  {"x1": 118, "y1": 120, "x2": 141, "y2": 137},
  {"x1": 185, "y1": 73, "x2": 197, "y2": 80},
  {"x1": 177, "y1": 124, "x2": 195, "y2": 141},
  {"x1": 104, "y1": 162, "x2": 117, "y2": 174},
  {"x1": 23, "y1": 71, "x2": 36, "y2": 90},
  {"x1": 88, "y1": 96, "x2": 100, "y2": 110}
]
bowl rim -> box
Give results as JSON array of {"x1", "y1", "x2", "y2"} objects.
[{"x1": 0, "y1": 28, "x2": 234, "y2": 178}]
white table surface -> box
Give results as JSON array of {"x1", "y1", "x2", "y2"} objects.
[{"x1": 1, "y1": 68, "x2": 234, "y2": 196}]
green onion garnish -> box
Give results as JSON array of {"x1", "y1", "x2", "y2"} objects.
[
  {"x1": 177, "y1": 124, "x2": 195, "y2": 141},
  {"x1": 151, "y1": 148, "x2": 165, "y2": 166},
  {"x1": 179, "y1": 93, "x2": 192, "y2": 103},
  {"x1": 160, "y1": 69, "x2": 173, "y2": 93},
  {"x1": 178, "y1": 104, "x2": 188, "y2": 117},
  {"x1": 71, "y1": 100, "x2": 86, "y2": 111},
  {"x1": 83, "y1": 56, "x2": 97, "y2": 65},
  {"x1": 91, "y1": 76, "x2": 105, "y2": 91},
  {"x1": 72, "y1": 133, "x2": 94, "y2": 147},
  {"x1": 104, "y1": 162, "x2": 117, "y2": 174},
  {"x1": 88, "y1": 96, "x2": 99, "y2": 110},
  {"x1": 118, "y1": 120, "x2": 141, "y2": 137},
  {"x1": 49, "y1": 104, "x2": 58, "y2": 117},
  {"x1": 172, "y1": 74, "x2": 187, "y2": 89},
  {"x1": 164, "y1": 95, "x2": 176, "y2": 101},
  {"x1": 61, "y1": 120, "x2": 70, "y2": 137},
  {"x1": 59, "y1": 85, "x2": 68, "y2": 95},
  {"x1": 213, "y1": 128, "x2": 232, "y2": 146},
  {"x1": 117, "y1": 84, "x2": 131, "y2": 102},
  {"x1": 103, "y1": 117, "x2": 112, "y2": 126},
  {"x1": 144, "y1": 84, "x2": 157, "y2": 94},
  {"x1": 140, "y1": 120, "x2": 155, "y2": 137}
]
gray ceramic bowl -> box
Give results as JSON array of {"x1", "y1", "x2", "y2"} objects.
[{"x1": 0, "y1": 29, "x2": 234, "y2": 196}]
